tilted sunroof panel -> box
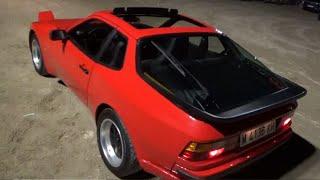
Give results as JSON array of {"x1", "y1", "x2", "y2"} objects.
[{"x1": 112, "y1": 7, "x2": 205, "y2": 29}]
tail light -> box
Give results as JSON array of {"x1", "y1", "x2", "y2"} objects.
[
  {"x1": 209, "y1": 148, "x2": 225, "y2": 158},
  {"x1": 282, "y1": 117, "x2": 292, "y2": 126},
  {"x1": 180, "y1": 136, "x2": 238, "y2": 161},
  {"x1": 279, "y1": 114, "x2": 293, "y2": 129}
]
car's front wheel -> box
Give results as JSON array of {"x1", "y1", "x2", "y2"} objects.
[
  {"x1": 97, "y1": 108, "x2": 141, "y2": 178},
  {"x1": 29, "y1": 33, "x2": 50, "y2": 76}
]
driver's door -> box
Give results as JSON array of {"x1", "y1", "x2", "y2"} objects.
[{"x1": 58, "y1": 19, "x2": 114, "y2": 104}]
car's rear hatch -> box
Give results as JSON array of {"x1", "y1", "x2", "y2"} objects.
[
  {"x1": 138, "y1": 34, "x2": 307, "y2": 125},
  {"x1": 178, "y1": 67, "x2": 306, "y2": 125}
]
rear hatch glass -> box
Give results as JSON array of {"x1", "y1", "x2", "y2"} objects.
[{"x1": 138, "y1": 34, "x2": 287, "y2": 115}]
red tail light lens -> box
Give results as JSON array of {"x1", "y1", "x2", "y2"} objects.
[
  {"x1": 283, "y1": 117, "x2": 292, "y2": 126},
  {"x1": 180, "y1": 136, "x2": 238, "y2": 161},
  {"x1": 279, "y1": 114, "x2": 293, "y2": 129},
  {"x1": 209, "y1": 148, "x2": 225, "y2": 158}
]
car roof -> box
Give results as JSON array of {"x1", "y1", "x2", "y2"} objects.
[{"x1": 89, "y1": 7, "x2": 217, "y2": 39}]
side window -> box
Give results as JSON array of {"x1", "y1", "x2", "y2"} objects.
[
  {"x1": 188, "y1": 36, "x2": 208, "y2": 59},
  {"x1": 208, "y1": 36, "x2": 225, "y2": 54},
  {"x1": 188, "y1": 36, "x2": 226, "y2": 59},
  {"x1": 69, "y1": 19, "x2": 113, "y2": 57},
  {"x1": 98, "y1": 32, "x2": 127, "y2": 69}
]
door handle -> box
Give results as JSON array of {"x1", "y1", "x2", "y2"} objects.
[{"x1": 79, "y1": 64, "x2": 89, "y2": 74}]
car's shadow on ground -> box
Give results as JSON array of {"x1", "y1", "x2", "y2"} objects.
[
  {"x1": 125, "y1": 170, "x2": 156, "y2": 179},
  {"x1": 224, "y1": 132, "x2": 316, "y2": 179},
  {"x1": 57, "y1": 79, "x2": 67, "y2": 87}
]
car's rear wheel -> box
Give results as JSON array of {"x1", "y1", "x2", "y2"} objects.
[
  {"x1": 97, "y1": 108, "x2": 141, "y2": 178},
  {"x1": 30, "y1": 33, "x2": 50, "y2": 76}
]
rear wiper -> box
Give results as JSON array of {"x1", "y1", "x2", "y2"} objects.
[
  {"x1": 151, "y1": 41, "x2": 186, "y2": 77},
  {"x1": 151, "y1": 41, "x2": 219, "y2": 109}
]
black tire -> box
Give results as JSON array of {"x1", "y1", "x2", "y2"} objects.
[
  {"x1": 96, "y1": 108, "x2": 141, "y2": 178},
  {"x1": 29, "y1": 33, "x2": 50, "y2": 76}
]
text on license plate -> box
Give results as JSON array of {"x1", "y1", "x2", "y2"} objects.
[{"x1": 240, "y1": 120, "x2": 276, "y2": 147}]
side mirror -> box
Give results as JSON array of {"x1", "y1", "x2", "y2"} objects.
[{"x1": 50, "y1": 29, "x2": 68, "y2": 41}]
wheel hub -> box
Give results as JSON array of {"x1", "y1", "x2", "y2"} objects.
[
  {"x1": 31, "y1": 39, "x2": 41, "y2": 70},
  {"x1": 100, "y1": 119, "x2": 124, "y2": 167}
]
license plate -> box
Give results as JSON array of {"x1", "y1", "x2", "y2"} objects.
[
  {"x1": 307, "y1": 4, "x2": 314, "y2": 8},
  {"x1": 240, "y1": 120, "x2": 276, "y2": 147}
]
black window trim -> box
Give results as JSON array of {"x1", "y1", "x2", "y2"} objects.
[{"x1": 67, "y1": 18, "x2": 128, "y2": 71}]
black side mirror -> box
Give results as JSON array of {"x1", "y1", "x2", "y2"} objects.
[{"x1": 50, "y1": 29, "x2": 68, "y2": 41}]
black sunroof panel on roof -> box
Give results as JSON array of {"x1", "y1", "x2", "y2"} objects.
[
  {"x1": 113, "y1": 7, "x2": 178, "y2": 17},
  {"x1": 113, "y1": 7, "x2": 205, "y2": 29}
]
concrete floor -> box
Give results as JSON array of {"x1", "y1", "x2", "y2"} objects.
[{"x1": 0, "y1": 0, "x2": 320, "y2": 179}]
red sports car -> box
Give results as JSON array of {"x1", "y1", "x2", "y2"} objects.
[{"x1": 29, "y1": 7, "x2": 306, "y2": 179}]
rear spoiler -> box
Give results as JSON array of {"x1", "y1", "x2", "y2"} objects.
[
  {"x1": 38, "y1": 11, "x2": 55, "y2": 22},
  {"x1": 214, "y1": 78, "x2": 306, "y2": 122}
]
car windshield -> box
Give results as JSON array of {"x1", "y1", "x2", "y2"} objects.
[{"x1": 138, "y1": 34, "x2": 287, "y2": 113}]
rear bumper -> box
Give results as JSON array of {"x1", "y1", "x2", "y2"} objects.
[{"x1": 172, "y1": 129, "x2": 292, "y2": 179}]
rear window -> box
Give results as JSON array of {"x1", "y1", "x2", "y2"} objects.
[{"x1": 138, "y1": 34, "x2": 287, "y2": 113}]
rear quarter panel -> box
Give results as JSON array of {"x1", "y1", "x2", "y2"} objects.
[{"x1": 87, "y1": 37, "x2": 223, "y2": 172}]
